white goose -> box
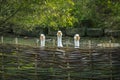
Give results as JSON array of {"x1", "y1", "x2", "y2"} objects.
[
  {"x1": 57, "y1": 31, "x2": 63, "y2": 47},
  {"x1": 74, "y1": 34, "x2": 80, "y2": 48},
  {"x1": 40, "y1": 34, "x2": 45, "y2": 47}
]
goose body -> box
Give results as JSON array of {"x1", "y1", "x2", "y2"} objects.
[
  {"x1": 40, "y1": 34, "x2": 45, "y2": 47},
  {"x1": 57, "y1": 31, "x2": 63, "y2": 47},
  {"x1": 74, "y1": 34, "x2": 80, "y2": 48}
]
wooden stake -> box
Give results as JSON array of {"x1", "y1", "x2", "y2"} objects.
[
  {"x1": 1, "y1": 36, "x2": 3, "y2": 43},
  {"x1": 53, "y1": 39, "x2": 55, "y2": 47},
  {"x1": 15, "y1": 37, "x2": 18, "y2": 44}
]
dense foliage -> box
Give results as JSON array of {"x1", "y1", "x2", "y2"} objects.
[{"x1": 0, "y1": 0, "x2": 120, "y2": 35}]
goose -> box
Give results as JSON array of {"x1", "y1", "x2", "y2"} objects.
[
  {"x1": 74, "y1": 34, "x2": 80, "y2": 48},
  {"x1": 57, "y1": 31, "x2": 63, "y2": 47},
  {"x1": 40, "y1": 34, "x2": 45, "y2": 47}
]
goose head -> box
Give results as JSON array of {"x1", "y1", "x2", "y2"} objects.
[
  {"x1": 57, "y1": 31, "x2": 62, "y2": 37},
  {"x1": 40, "y1": 34, "x2": 45, "y2": 47},
  {"x1": 57, "y1": 31, "x2": 63, "y2": 47},
  {"x1": 74, "y1": 34, "x2": 80, "y2": 48}
]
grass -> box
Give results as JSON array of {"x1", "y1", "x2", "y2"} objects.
[
  {"x1": 0, "y1": 36, "x2": 37, "y2": 46},
  {"x1": 0, "y1": 36, "x2": 120, "y2": 48}
]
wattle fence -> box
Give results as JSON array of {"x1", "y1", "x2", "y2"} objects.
[{"x1": 0, "y1": 44, "x2": 120, "y2": 80}]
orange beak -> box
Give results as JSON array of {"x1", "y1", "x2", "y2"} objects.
[
  {"x1": 76, "y1": 36, "x2": 80, "y2": 40},
  {"x1": 40, "y1": 36, "x2": 44, "y2": 40},
  {"x1": 57, "y1": 32, "x2": 62, "y2": 36}
]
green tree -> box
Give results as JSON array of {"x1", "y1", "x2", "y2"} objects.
[
  {"x1": 90, "y1": 0, "x2": 120, "y2": 29},
  {"x1": 0, "y1": 0, "x2": 120, "y2": 35},
  {"x1": 0, "y1": 0, "x2": 22, "y2": 34},
  {"x1": 10, "y1": 0, "x2": 77, "y2": 30}
]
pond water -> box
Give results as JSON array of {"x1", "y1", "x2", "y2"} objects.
[{"x1": 0, "y1": 44, "x2": 120, "y2": 80}]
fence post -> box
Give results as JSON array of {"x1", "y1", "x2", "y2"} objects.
[
  {"x1": 109, "y1": 40, "x2": 112, "y2": 47},
  {"x1": 36, "y1": 39, "x2": 39, "y2": 47},
  {"x1": 15, "y1": 37, "x2": 18, "y2": 44},
  {"x1": 2, "y1": 53, "x2": 5, "y2": 80},
  {"x1": 53, "y1": 39, "x2": 55, "y2": 47},
  {"x1": 35, "y1": 53, "x2": 38, "y2": 80},
  {"x1": 66, "y1": 52, "x2": 70, "y2": 80},
  {"x1": 109, "y1": 40, "x2": 113, "y2": 80},
  {"x1": 88, "y1": 40, "x2": 93, "y2": 79},
  {"x1": 48, "y1": 51, "x2": 55, "y2": 80},
  {"x1": 66, "y1": 40, "x2": 69, "y2": 48},
  {"x1": 67, "y1": 62, "x2": 70, "y2": 80},
  {"x1": 1, "y1": 36, "x2": 3, "y2": 43},
  {"x1": 88, "y1": 40, "x2": 92, "y2": 49}
]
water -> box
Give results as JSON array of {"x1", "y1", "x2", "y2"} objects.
[{"x1": 0, "y1": 44, "x2": 120, "y2": 80}]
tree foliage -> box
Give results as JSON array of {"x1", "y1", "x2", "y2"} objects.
[
  {"x1": 0, "y1": 0, "x2": 120, "y2": 34},
  {"x1": 91, "y1": 0, "x2": 120, "y2": 29},
  {"x1": 9, "y1": 0, "x2": 77, "y2": 30}
]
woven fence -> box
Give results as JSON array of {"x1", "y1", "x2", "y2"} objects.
[{"x1": 0, "y1": 44, "x2": 120, "y2": 80}]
